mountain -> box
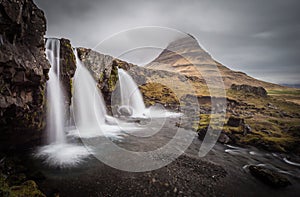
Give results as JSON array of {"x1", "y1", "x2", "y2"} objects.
[{"x1": 146, "y1": 35, "x2": 283, "y2": 90}]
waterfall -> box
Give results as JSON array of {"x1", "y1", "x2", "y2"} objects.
[
  {"x1": 35, "y1": 40, "x2": 91, "y2": 167},
  {"x1": 117, "y1": 68, "x2": 146, "y2": 116},
  {"x1": 73, "y1": 49, "x2": 107, "y2": 129},
  {"x1": 71, "y1": 49, "x2": 121, "y2": 138},
  {"x1": 45, "y1": 38, "x2": 66, "y2": 144},
  {"x1": 116, "y1": 68, "x2": 181, "y2": 120}
]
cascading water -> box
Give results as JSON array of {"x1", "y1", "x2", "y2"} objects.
[
  {"x1": 70, "y1": 49, "x2": 123, "y2": 138},
  {"x1": 117, "y1": 68, "x2": 146, "y2": 116},
  {"x1": 36, "y1": 39, "x2": 91, "y2": 167},
  {"x1": 73, "y1": 49, "x2": 107, "y2": 129},
  {"x1": 116, "y1": 68, "x2": 180, "y2": 119},
  {"x1": 45, "y1": 38, "x2": 66, "y2": 144}
]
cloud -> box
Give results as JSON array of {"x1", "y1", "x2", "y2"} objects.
[{"x1": 34, "y1": 0, "x2": 300, "y2": 84}]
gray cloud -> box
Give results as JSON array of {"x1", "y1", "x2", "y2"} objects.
[{"x1": 34, "y1": 0, "x2": 300, "y2": 84}]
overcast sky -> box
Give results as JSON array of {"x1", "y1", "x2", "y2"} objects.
[{"x1": 34, "y1": 0, "x2": 300, "y2": 85}]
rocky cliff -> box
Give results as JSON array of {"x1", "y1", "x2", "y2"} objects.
[{"x1": 0, "y1": 0, "x2": 50, "y2": 150}]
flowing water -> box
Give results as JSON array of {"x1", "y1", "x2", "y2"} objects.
[
  {"x1": 69, "y1": 49, "x2": 126, "y2": 139},
  {"x1": 36, "y1": 39, "x2": 91, "y2": 167},
  {"x1": 116, "y1": 68, "x2": 181, "y2": 119},
  {"x1": 117, "y1": 68, "x2": 146, "y2": 116},
  {"x1": 45, "y1": 38, "x2": 66, "y2": 144}
]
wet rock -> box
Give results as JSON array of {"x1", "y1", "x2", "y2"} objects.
[
  {"x1": 249, "y1": 165, "x2": 291, "y2": 188},
  {"x1": 227, "y1": 116, "x2": 244, "y2": 127},
  {"x1": 0, "y1": 0, "x2": 50, "y2": 151},
  {"x1": 117, "y1": 106, "x2": 133, "y2": 117},
  {"x1": 59, "y1": 38, "x2": 76, "y2": 119},
  {"x1": 218, "y1": 133, "x2": 230, "y2": 144},
  {"x1": 231, "y1": 84, "x2": 267, "y2": 97}
]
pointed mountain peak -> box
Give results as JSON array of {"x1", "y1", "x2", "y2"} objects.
[{"x1": 146, "y1": 35, "x2": 281, "y2": 89}]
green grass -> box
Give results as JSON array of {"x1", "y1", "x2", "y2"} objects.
[{"x1": 268, "y1": 89, "x2": 300, "y2": 95}]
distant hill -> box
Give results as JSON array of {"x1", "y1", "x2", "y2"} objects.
[
  {"x1": 280, "y1": 84, "x2": 300, "y2": 89},
  {"x1": 146, "y1": 35, "x2": 284, "y2": 90}
]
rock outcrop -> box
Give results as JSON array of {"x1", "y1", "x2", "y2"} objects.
[
  {"x1": 59, "y1": 38, "x2": 76, "y2": 118},
  {"x1": 230, "y1": 84, "x2": 267, "y2": 97},
  {"x1": 0, "y1": 0, "x2": 50, "y2": 150}
]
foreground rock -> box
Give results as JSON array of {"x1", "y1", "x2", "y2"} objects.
[
  {"x1": 249, "y1": 165, "x2": 291, "y2": 188},
  {"x1": 0, "y1": 0, "x2": 50, "y2": 150}
]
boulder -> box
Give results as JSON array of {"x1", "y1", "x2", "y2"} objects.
[
  {"x1": 227, "y1": 116, "x2": 244, "y2": 127},
  {"x1": 249, "y1": 165, "x2": 291, "y2": 188},
  {"x1": 0, "y1": 0, "x2": 50, "y2": 150},
  {"x1": 117, "y1": 106, "x2": 133, "y2": 117}
]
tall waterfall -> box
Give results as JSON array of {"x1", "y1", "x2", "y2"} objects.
[
  {"x1": 117, "y1": 68, "x2": 146, "y2": 116},
  {"x1": 45, "y1": 38, "x2": 66, "y2": 144}
]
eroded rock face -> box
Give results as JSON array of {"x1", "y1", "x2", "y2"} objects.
[{"x1": 0, "y1": 0, "x2": 50, "y2": 150}]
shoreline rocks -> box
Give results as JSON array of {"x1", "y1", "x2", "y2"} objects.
[{"x1": 249, "y1": 165, "x2": 291, "y2": 188}]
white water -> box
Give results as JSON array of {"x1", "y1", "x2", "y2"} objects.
[
  {"x1": 73, "y1": 49, "x2": 107, "y2": 128},
  {"x1": 118, "y1": 68, "x2": 146, "y2": 116},
  {"x1": 36, "y1": 39, "x2": 91, "y2": 167},
  {"x1": 45, "y1": 39, "x2": 66, "y2": 144},
  {"x1": 117, "y1": 68, "x2": 181, "y2": 119},
  {"x1": 71, "y1": 49, "x2": 125, "y2": 139}
]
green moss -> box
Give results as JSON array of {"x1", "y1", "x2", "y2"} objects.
[
  {"x1": 10, "y1": 180, "x2": 45, "y2": 197},
  {"x1": 108, "y1": 66, "x2": 119, "y2": 92},
  {"x1": 1, "y1": 174, "x2": 45, "y2": 197},
  {"x1": 99, "y1": 72, "x2": 104, "y2": 82},
  {"x1": 139, "y1": 82, "x2": 179, "y2": 107}
]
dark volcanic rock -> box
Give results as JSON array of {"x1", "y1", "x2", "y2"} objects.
[
  {"x1": 0, "y1": 0, "x2": 50, "y2": 150},
  {"x1": 227, "y1": 116, "x2": 244, "y2": 127},
  {"x1": 249, "y1": 165, "x2": 291, "y2": 188},
  {"x1": 198, "y1": 128, "x2": 231, "y2": 144},
  {"x1": 59, "y1": 38, "x2": 76, "y2": 118},
  {"x1": 231, "y1": 84, "x2": 267, "y2": 97}
]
